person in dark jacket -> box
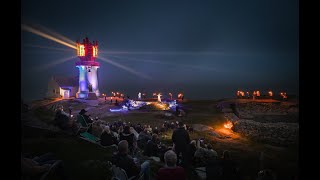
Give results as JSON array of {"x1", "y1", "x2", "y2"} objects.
[
  {"x1": 54, "y1": 105, "x2": 74, "y2": 131},
  {"x1": 137, "y1": 128, "x2": 151, "y2": 150},
  {"x1": 119, "y1": 125, "x2": 136, "y2": 154},
  {"x1": 79, "y1": 109, "x2": 93, "y2": 124},
  {"x1": 220, "y1": 150, "x2": 240, "y2": 180},
  {"x1": 144, "y1": 134, "x2": 161, "y2": 157},
  {"x1": 171, "y1": 121, "x2": 190, "y2": 168},
  {"x1": 100, "y1": 126, "x2": 118, "y2": 146},
  {"x1": 111, "y1": 140, "x2": 150, "y2": 180}
]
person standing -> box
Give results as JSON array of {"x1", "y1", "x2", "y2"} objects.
[{"x1": 171, "y1": 121, "x2": 190, "y2": 168}]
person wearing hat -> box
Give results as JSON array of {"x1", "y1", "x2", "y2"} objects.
[
  {"x1": 79, "y1": 109, "x2": 93, "y2": 123},
  {"x1": 78, "y1": 109, "x2": 94, "y2": 133}
]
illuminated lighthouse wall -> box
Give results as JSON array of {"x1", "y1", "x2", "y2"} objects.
[{"x1": 75, "y1": 37, "x2": 100, "y2": 99}]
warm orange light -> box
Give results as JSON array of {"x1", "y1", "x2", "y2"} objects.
[
  {"x1": 268, "y1": 91, "x2": 273, "y2": 96},
  {"x1": 256, "y1": 91, "x2": 260, "y2": 97},
  {"x1": 280, "y1": 92, "x2": 287, "y2": 99},
  {"x1": 77, "y1": 44, "x2": 85, "y2": 56},
  {"x1": 224, "y1": 121, "x2": 233, "y2": 129},
  {"x1": 93, "y1": 46, "x2": 98, "y2": 57}
]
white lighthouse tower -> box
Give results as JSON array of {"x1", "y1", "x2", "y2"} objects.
[{"x1": 75, "y1": 37, "x2": 100, "y2": 99}]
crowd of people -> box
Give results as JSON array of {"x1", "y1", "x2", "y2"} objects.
[{"x1": 51, "y1": 106, "x2": 277, "y2": 180}]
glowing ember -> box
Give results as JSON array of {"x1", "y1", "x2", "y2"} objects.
[{"x1": 224, "y1": 121, "x2": 233, "y2": 129}]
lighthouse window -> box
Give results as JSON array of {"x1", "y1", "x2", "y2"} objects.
[{"x1": 79, "y1": 45, "x2": 85, "y2": 56}]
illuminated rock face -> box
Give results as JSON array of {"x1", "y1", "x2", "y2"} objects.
[{"x1": 75, "y1": 37, "x2": 100, "y2": 99}]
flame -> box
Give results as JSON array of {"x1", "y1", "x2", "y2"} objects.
[
  {"x1": 268, "y1": 91, "x2": 273, "y2": 96},
  {"x1": 224, "y1": 121, "x2": 233, "y2": 129}
]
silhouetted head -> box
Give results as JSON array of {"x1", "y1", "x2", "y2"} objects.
[
  {"x1": 118, "y1": 140, "x2": 129, "y2": 154},
  {"x1": 104, "y1": 126, "x2": 110, "y2": 134},
  {"x1": 123, "y1": 125, "x2": 131, "y2": 134},
  {"x1": 79, "y1": 109, "x2": 87, "y2": 115},
  {"x1": 178, "y1": 121, "x2": 184, "y2": 127},
  {"x1": 152, "y1": 134, "x2": 159, "y2": 143},
  {"x1": 257, "y1": 169, "x2": 276, "y2": 180},
  {"x1": 222, "y1": 150, "x2": 231, "y2": 160}
]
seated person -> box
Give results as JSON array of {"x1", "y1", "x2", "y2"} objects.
[
  {"x1": 92, "y1": 120, "x2": 104, "y2": 137},
  {"x1": 206, "y1": 153, "x2": 222, "y2": 180},
  {"x1": 220, "y1": 150, "x2": 240, "y2": 180},
  {"x1": 137, "y1": 128, "x2": 152, "y2": 150},
  {"x1": 207, "y1": 144, "x2": 218, "y2": 157},
  {"x1": 189, "y1": 140, "x2": 197, "y2": 165},
  {"x1": 21, "y1": 152, "x2": 67, "y2": 180},
  {"x1": 77, "y1": 109, "x2": 93, "y2": 133},
  {"x1": 144, "y1": 134, "x2": 161, "y2": 157},
  {"x1": 194, "y1": 141, "x2": 217, "y2": 167},
  {"x1": 111, "y1": 140, "x2": 150, "y2": 180},
  {"x1": 79, "y1": 109, "x2": 93, "y2": 124},
  {"x1": 152, "y1": 127, "x2": 159, "y2": 135},
  {"x1": 156, "y1": 150, "x2": 187, "y2": 180},
  {"x1": 135, "y1": 124, "x2": 143, "y2": 134},
  {"x1": 119, "y1": 125, "x2": 136, "y2": 154},
  {"x1": 100, "y1": 126, "x2": 118, "y2": 146},
  {"x1": 54, "y1": 105, "x2": 75, "y2": 131}
]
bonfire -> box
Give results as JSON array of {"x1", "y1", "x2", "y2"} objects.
[{"x1": 224, "y1": 121, "x2": 233, "y2": 129}]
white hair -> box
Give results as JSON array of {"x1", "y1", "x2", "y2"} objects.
[{"x1": 164, "y1": 150, "x2": 177, "y2": 167}]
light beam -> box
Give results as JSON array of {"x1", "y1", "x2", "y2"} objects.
[
  {"x1": 33, "y1": 56, "x2": 77, "y2": 72},
  {"x1": 97, "y1": 57, "x2": 152, "y2": 80},
  {"x1": 23, "y1": 44, "x2": 74, "y2": 52},
  {"x1": 107, "y1": 55, "x2": 218, "y2": 71},
  {"x1": 21, "y1": 24, "x2": 76, "y2": 49}
]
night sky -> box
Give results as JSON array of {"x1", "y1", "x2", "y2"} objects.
[{"x1": 21, "y1": 0, "x2": 299, "y2": 101}]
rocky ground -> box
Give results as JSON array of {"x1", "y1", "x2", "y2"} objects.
[{"x1": 218, "y1": 98, "x2": 299, "y2": 146}]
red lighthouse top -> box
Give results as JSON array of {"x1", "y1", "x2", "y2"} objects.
[{"x1": 75, "y1": 37, "x2": 100, "y2": 66}]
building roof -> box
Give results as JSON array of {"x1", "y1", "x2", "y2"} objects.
[{"x1": 54, "y1": 76, "x2": 78, "y2": 87}]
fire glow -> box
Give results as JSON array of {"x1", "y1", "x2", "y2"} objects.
[{"x1": 224, "y1": 121, "x2": 233, "y2": 129}]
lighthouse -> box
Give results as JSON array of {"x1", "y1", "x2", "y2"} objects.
[{"x1": 75, "y1": 37, "x2": 100, "y2": 99}]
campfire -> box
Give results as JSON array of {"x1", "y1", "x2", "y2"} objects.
[{"x1": 224, "y1": 121, "x2": 233, "y2": 129}]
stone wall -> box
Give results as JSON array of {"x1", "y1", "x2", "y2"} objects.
[{"x1": 232, "y1": 119, "x2": 299, "y2": 146}]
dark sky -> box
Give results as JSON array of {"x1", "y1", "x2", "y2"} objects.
[{"x1": 21, "y1": 0, "x2": 299, "y2": 101}]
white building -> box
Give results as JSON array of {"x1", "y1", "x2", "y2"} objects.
[{"x1": 46, "y1": 76, "x2": 78, "y2": 99}]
